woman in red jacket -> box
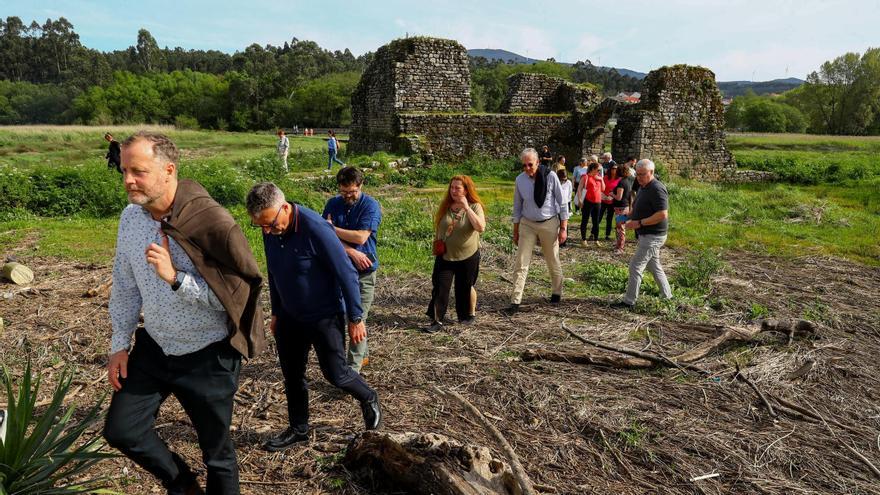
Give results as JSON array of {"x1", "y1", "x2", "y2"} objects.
[{"x1": 576, "y1": 162, "x2": 604, "y2": 246}]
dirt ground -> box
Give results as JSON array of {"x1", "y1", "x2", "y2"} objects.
[{"x1": 2, "y1": 237, "x2": 879, "y2": 495}]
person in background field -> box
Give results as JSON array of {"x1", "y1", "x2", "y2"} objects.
[
  {"x1": 322, "y1": 167, "x2": 382, "y2": 373},
  {"x1": 571, "y1": 157, "x2": 589, "y2": 213},
  {"x1": 612, "y1": 159, "x2": 673, "y2": 309},
  {"x1": 576, "y1": 162, "x2": 604, "y2": 246},
  {"x1": 246, "y1": 182, "x2": 381, "y2": 453},
  {"x1": 599, "y1": 164, "x2": 621, "y2": 241},
  {"x1": 105, "y1": 132, "x2": 121, "y2": 173},
  {"x1": 613, "y1": 162, "x2": 634, "y2": 254},
  {"x1": 555, "y1": 155, "x2": 567, "y2": 172},
  {"x1": 277, "y1": 129, "x2": 289, "y2": 173},
  {"x1": 327, "y1": 130, "x2": 346, "y2": 170},
  {"x1": 539, "y1": 145, "x2": 554, "y2": 167},
  {"x1": 556, "y1": 168, "x2": 572, "y2": 247},
  {"x1": 599, "y1": 152, "x2": 616, "y2": 177},
  {"x1": 104, "y1": 131, "x2": 266, "y2": 495},
  {"x1": 425, "y1": 175, "x2": 486, "y2": 333},
  {"x1": 502, "y1": 148, "x2": 569, "y2": 316}
]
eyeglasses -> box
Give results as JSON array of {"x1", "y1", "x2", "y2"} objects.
[
  {"x1": 338, "y1": 185, "x2": 360, "y2": 197},
  {"x1": 251, "y1": 204, "x2": 283, "y2": 229}
]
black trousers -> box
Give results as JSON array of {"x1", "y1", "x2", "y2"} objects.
[
  {"x1": 599, "y1": 203, "x2": 615, "y2": 238},
  {"x1": 426, "y1": 250, "x2": 480, "y2": 322},
  {"x1": 275, "y1": 313, "x2": 377, "y2": 432},
  {"x1": 104, "y1": 329, "x2": 241, "y2": 495},
  {"x1": 581, "y1": 202, "x2": 601, "y2": 240}
]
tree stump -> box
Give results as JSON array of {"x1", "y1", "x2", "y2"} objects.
[
  {"x1": 344, "y1": 431, "x2": 522, "y2": 495},
  {"x1": 1, "y1": 262, "x2": 34, "y2": 285}
]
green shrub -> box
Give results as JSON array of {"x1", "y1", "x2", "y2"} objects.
[
  {"x1": 180, "y1": 159, "x2": 250, "y2": 207},
  {"x1": 174, "y1": 114, "x2": 200, "y2": 130},
  {"x1": 673, "y1": 248, "x2": 724, "y2": 292},
  {"x1": 0, "y1": 361, "x2": 116, "y2": 494}
]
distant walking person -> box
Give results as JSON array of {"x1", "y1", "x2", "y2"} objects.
[
  {"x1": 327, "y1": 130, "x2": 345, "y2": 170},
  {"x1": 322, "y1": 167, "x2": 382, "y2": 373},
  {"x1": 277, "y1": 129, "x2": 289, "y2": 172},
  {"x1": 539, "y1": 145, "x2": 554, "y2": 167},
  {"x1": 502, "y1": 148, "x2": 569, "y2": 315},
  {"x1": 571, "y1": 157, "x2": 589, "y2": 213},
  {"x1": 612, "y1": 159, "x2": 673, "y2": 309},
  {"x1": 425, "y1": 175, "x2": 486, "y2": 332},
  {"x1": 105, "y1": 133, "x2": 121, "y2": 173},
  {"x1": 557, "y1": 168, "x2": 572, "y2": 246}
]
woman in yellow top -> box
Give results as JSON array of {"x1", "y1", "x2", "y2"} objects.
[{"x1": 425, "y1": 175, "x2": 487, "y2": 333}]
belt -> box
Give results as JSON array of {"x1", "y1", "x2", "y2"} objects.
[{"x1": 532, "y1": 216, "x2": 556, "y2": 223}]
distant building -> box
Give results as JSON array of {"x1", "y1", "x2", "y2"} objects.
[{"x1": 614, "y1": 91, "x2": 641, "y2": 104}]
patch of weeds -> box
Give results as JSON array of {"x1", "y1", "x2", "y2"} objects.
[
  {"x1": 634, "y1": 296, "x2": 679, "y2": 318},
  {"x1": 802, "y1": 301, "x2": 833, "y2": 326},
  {"x1": 431, "y1": 334, "x2": 456, "y2": 345},
  {"x1": 748, "y1": 303, "x2": 770, "y2": 320},
  {"x1": 618, "y1": 420, "x2": 649, "y2": 449},
  {"x1": 628, "y1": 327, "x2": 659, "y2": 342},
  {"x1": 314, "y1": 451, "x2": 346, "y2": 471},
  {"x1": 672, "y1": 247, "x2": 724, "y2": 293},
  {"x1": 723, "y1": 346, "x2": 755, "y2": 367},
  {"x1": 708, "y1": 297, "x2": 729, "y2": 311},
  {"x1": 495, "y1": 350, "x2": 521, "y2": 361},
  {"x1": 324, "y1": 477, "x2": 347, "y2": 490}
]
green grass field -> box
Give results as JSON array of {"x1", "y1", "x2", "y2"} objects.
[{"x1": 1, "y1": 127, "x2": 878, "y2": 273}]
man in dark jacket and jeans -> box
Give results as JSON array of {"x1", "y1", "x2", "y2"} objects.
[
  {"x1": 247, "y1": 182, "x2": 382, "y2": 453},
  {"x1": 104, "y1": 131, "x2": 265, "y2": 495}
]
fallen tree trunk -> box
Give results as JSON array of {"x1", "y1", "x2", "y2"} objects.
[
  {"x1": 344, "y1": 431, "x2": 525, "y2": 495},
  {"x1": 521, "y1": 349, "x2": 652, "y2": 369},
  {"x1": 526, "y1": 320, "x2": 821, "y2": 371}
]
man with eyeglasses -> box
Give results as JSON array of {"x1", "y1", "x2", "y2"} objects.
[
  {"x1": 502, "y1": 147, "x2": 570, "y2": 315},
  {"x1": 104, "y1": 131, "x2": 265, "y2": 495},
  {"x1": 322, "y1": 167, "x2": 381, "y2": 373},
  {"x1": 612, "y1": 159, "x2": 673, "y2": 309},
  {"x1": 246, "y1": 182, "x2": 381, "y2": 453}
]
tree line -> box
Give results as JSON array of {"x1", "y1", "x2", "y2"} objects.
[
  {"x1": 2, "y1": 17, "x2": 877, "y2": 134},
  {"x1": 726, "y1": 48, "x2": 880, "y2": 135}
]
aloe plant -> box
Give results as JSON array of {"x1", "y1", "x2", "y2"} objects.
[{"x1": 0, "y1": 361, "x2": 117, "y2": 494}]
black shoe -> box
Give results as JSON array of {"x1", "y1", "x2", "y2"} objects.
[
  {"x1": 549, "y1": 294, "x2": 561, "y2": 304},
  {"x1": 459, "y1": 316, "x2": 476, "y2": 325},
  {"x1": 610, "y1": 301, "x2": 635, "y2": 310},
  {"x1": 166, "y1": 454, "x2": 202, "y2": 495},
  {"x1": 501, "y1": 304, "x2": 519, "y2": 316},
  {"x1": 423, "y1": 321, "x2": 443, "y2": 333},
  {"x1": 361, "y1": 397, "x2": 382, "y2": 430},
  {"x1": 262, "y1": 426, "x2": 308, "y2": 452}
]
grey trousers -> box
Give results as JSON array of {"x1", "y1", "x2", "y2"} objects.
[
  {"x1": 624, "y1": 234, "x2": 673, "y2": 305},
  {"x1": 348, "y1": 270, "x2": 376, "y2": 373}
]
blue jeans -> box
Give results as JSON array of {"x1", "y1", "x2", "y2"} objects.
[{"x1": 327, "y1": 149, "x2": 345, "y2": 169}]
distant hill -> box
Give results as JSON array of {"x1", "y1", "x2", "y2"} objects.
[
  {"x1": 467, "y1": 48, "x2": 804, "y2": 96},
  {"x1": 716, "y1": 78, "x2": 805, "y2": 97}
]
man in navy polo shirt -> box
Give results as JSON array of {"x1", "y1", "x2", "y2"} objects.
[
  {"x1": 247, "y1": 182, "x2": 381, "y2": 452},
  {"x1": 322, "y1": 167, "x2": 382, "y2": 373}
]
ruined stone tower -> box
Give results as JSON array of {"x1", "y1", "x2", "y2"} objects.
[{"x1": 613, "y1": 66, "x2": 736, "y2": 179}]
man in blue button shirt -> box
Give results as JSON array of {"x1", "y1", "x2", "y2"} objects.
[
  {"x1": 246, "y1": 182, "x2": 381, "y2": 452},
  {"x1": 322, "y1": 167, "x2": 381, "y2": 373}
]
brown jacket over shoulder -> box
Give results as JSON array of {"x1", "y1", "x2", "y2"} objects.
[{"x1": 160, "y1": 179, "x2": 266, "y2": 359}]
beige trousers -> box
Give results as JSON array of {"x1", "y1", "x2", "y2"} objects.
[{"x1": 510, "y1": 217, "x2": 563, "y2": 304}]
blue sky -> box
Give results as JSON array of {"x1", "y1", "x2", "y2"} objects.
[{"x1": 5, "y1": 0, "x2": 878, "y2": 81}]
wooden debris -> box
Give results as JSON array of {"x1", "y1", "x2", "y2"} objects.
[
  {"x1": 1, "y1": 262, "x2": 34, "y2": 285},
  {"x1": 345, "y1": 431, "x2": 524, "y2": 495},
  {"x1": 83, "y1": 278, "x2": 112, "y2": 298}
]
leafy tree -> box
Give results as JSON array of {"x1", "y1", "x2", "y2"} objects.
[{"x1": 135, "y1": 28, "x2": 164, "y2": 73}]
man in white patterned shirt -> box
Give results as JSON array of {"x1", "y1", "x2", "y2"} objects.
[{"x1": 103, "y1": 131, "x2": 264, "y2": 495}]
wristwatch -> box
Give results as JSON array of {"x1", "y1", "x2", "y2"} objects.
[
  {"x1": 170, "y1": 271, "x2": 183, "y2": 291},
  {"x1": 349, "y1": 317, "x2": 363, "y2": 325}
]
